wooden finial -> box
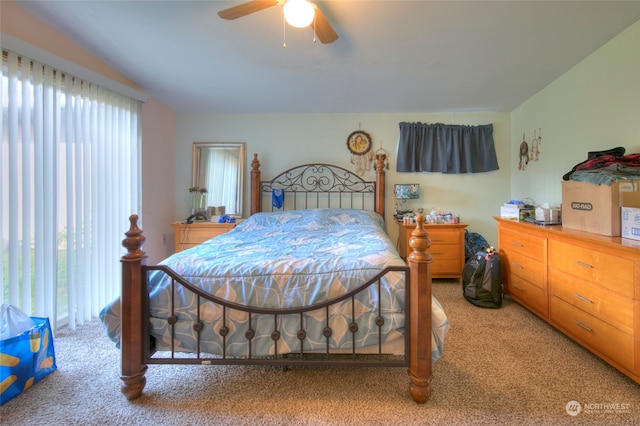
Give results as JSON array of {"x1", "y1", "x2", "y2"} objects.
[
  {"x1": 251, "y1": 153, "x2": 260, "y2": 172},
  {"x1": 121, "y1": 214, "x2": 146, "y2": 260},
  {"x1": 408, "y1": 215, "x2": 431, "y2": 262}
]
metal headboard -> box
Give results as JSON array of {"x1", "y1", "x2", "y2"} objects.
[
  {"x1": 260, "y1": 163, "x2": 376, "y2": 212},
  {"x1": 250, "y1": 153, "x2": 387, "y2": 217}
]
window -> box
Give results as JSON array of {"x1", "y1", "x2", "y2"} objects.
[{"x1": 1, "y1": 48, "x2": 141, "y2": 330}]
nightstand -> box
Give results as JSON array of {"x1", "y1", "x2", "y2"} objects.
[
  {"x1": 397, "y1": 221, "x2": 467, "y2": 281},
  {"x1": 172, "y1": 221, "x2": 236, "y2": 252}
]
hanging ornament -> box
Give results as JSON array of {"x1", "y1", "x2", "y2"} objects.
[
  {"x1": 518, "y1": 132, "x2": 529, "y2": 171},
  {"x1": 375, "y1": 141, "x2": 390, "y2": 170},
  {"x1": 531, "y1": 128, "x2": 542, "y2": 161},
  {"x1": 347, "y1": 130, "x2": 373, "y2": 176}
]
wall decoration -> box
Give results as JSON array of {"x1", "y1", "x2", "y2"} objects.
[
  {"x1": 518, "y1": 133, "x2": 529, "y2": 171},
  {"x1": 375, "y1": 142, "x2": 390, "y2": 170},
  {"x1": 347, "y1": 130, "x2": 374, "y2": 175},
  {"x1": 530, "y1": 128, "x2": 542, "y2": 161},
  {"x1": 518, "y1": 128, "x2": 543, "y2": 171}
]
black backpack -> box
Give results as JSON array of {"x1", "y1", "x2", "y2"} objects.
[
  {"x1": 462, "y1": 249, "x2": 503, "y2": 309},
  {"x1": 464, "y1": 230, "x2": 490, "y2": 262}
]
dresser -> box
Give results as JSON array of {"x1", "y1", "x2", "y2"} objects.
[
  {"x1": 495, "y1": 217, "x2": 640, "y2": 384},
  {"x1": 397, "y1": 221, "x2": 467, "y2": 281},
  {"x1": 172, "y1": 221, "x2": 236, "y2": 252}
]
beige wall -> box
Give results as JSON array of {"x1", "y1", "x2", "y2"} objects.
[
  {"x1": 2, "y1": 0, "x2": 177, "y2": 263},
  {"x1": 510, "y1": 19, "x2": 640, "y2": 208},
  {"x1": 176, "y1": 112, "x2": 511, "y2": 246}
]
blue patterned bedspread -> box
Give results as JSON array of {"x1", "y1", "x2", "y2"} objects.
[{"x1": 100, "y1": 209, "x2": 449, "y2": 362}]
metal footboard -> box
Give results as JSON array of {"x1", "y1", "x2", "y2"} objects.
[{"x1": 142, "y1": 264, "x2": 411, "y2": 368}]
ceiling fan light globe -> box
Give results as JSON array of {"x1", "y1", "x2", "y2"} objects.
[{"x1": 284, "y1": 0, "x2": 315, "y2": 28}]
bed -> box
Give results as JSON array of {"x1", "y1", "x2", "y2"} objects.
[{"x1": 102, "y1": 153, "x2": 446, "y2": 404}]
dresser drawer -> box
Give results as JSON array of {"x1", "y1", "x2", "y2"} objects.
[
  {"x1": 502, "y1": 250, "x2": 546, "y2": 290},
  {"x1": 549, "y1": 269, "x2": 634, "y2": 334},
  {"x1": 500, "y1": 228, "x2": 546, "y2": 262},
  {"x1": 507, "y1": 273, "x2": 548, "y2": 318},
  {"x1": 549, "y1": 240, "x2": 634, "y2": 298},
  {"x1": 550, "y1": 296, "x2": 634, "y2": 371}
]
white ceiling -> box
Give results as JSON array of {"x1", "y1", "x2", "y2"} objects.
[{"x1": 13, "y1": 1, "x2": 640, "y2": 114}]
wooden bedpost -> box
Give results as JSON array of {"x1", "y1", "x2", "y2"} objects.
[
  {"x1": 120, "y1": 214, "x2": 148, "y2": 400},
  {"x1": 250, "y1": 153, "x2": 261, "y2": 216},
  {"x1": 374, "y1": 153, "x2": 386, "y2": 218},
  {"x1": 407, "y1": 214, "x2": 433, "y2": 403}
]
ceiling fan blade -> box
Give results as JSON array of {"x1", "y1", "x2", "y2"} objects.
[
  {"x1": 218, "y1": 0, "x2": 280, "y2": 20},
  {"x1": 312, "y1": 4, "x2": 338, "y2": 44}
]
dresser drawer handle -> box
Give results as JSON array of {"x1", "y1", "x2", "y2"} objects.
[
  {"x1": 513, "y1": 285, "x2": 524, "y2": 292},
  {"x1": 431, "y1": 251, "x2": 444, "y2": 255},
  {"x1": 574, "y1": 320, "x2": 593, "y2": 333},
  {"x1": 512, "y1": 263, "x2": 524, "y2": 269},
  {"x1": 573, "y1": 293, "x2": 593, "y2": 304},
  {"x1": 573, "y1": 260, "x2": 593, "y2": 269},
  {"x1": 431, "y1": 238, "x2": 444, "y2": 242},
  {"x1": 510, "y1": 241, "x2": 524, "y2": 247}
]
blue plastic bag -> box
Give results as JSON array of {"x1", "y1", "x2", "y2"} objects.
[{"x1": 0, "y1": 317, "x2": 57, "y2": 405}]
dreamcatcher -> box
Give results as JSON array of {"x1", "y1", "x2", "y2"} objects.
[
  {"x1": 347, "y1": 130, "x2": 374, "y2": 176},
  {"x1": 530, "y1": 128, "x2": 542, "y2": 161},
  {"x1": 375, "y1": 144, "x2": 390, "y2": 170},
  {"x1": 518, "y1": 132, "x2": 529, "y2": 171}
]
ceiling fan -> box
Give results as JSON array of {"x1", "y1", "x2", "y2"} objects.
[{"x1": 218, "y1": 0, "x2": 339, "y2": 44}]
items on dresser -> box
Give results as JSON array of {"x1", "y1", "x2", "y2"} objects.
[
  {"x1": 495, "y1": 217, "x2": 639, "y2": 384},
  {"x1": 172, "y1": 221, "x2": 236, "y2": 252},
  {"x1": 397, "y1": 221, "x2": 467, "y2": 281}
]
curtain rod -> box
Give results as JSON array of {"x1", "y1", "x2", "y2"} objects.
[{"x1": 1, "y1": 33, "x2": 148, "y2": 103}]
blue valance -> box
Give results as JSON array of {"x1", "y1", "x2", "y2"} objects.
[{"x1": 396, "y1": 122, "x2": 499, "y2": 174}]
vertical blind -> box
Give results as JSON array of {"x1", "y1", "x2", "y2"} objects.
[{"x1": 1, "y1": 48, "x2": 141, "y2": 331}]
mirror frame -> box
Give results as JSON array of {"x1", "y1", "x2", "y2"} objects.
[{"x1": 192, "y1": 142, "x2": 246, "y2": 217}]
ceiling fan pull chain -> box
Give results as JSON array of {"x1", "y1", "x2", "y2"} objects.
[
  {"x1": 282, "y1": 12, "x2": 287, "y2": 48},
  {"x1": 312, "y1": 14, "x2": 317, "y2": 43}
]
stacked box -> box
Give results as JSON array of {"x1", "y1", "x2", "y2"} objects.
[
  {"x1": 500, "y1": 205, "x2": 534, "y2": 220},
  {"x1": 621, "y1": 192, "x2": 640, "y2": 241},
  {"x1": 561, "y1": 180, "x2": 640, "y2": 236}
]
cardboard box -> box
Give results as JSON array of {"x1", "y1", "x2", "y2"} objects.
[
  {"x1": 561, "y1": 180, "x2": 640, "y2": 236},
  {"x1": 621, "y1": 192, "x2": 640, "y2": 241},
  {"x1": 500, "y1": 205, "x2": 534, "y2": 220}
]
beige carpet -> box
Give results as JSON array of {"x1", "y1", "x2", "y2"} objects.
[{"x1": 1, "y1": 281, "x2": 638, "y2": 425}]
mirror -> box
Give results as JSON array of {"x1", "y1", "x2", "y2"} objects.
[{"x1": 192, "y1": 142, "x2": 246, "y2": 217}]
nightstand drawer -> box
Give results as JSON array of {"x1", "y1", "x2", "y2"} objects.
[
  {"x1": 397, "y1": 221, "x2": 467, "y2": 280},
  {"x1": 182, "y1": 227, "x2": 229, "y2": 243},
  {"x1": 427, "y1": 244, "x2": 459, "y2": 259},
  {"x1": 172, "y1": 222, "x2": 236, "y2": 252},
  {"x1": 427, "y1": 228, "x2": 461, "y2": 245}
]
